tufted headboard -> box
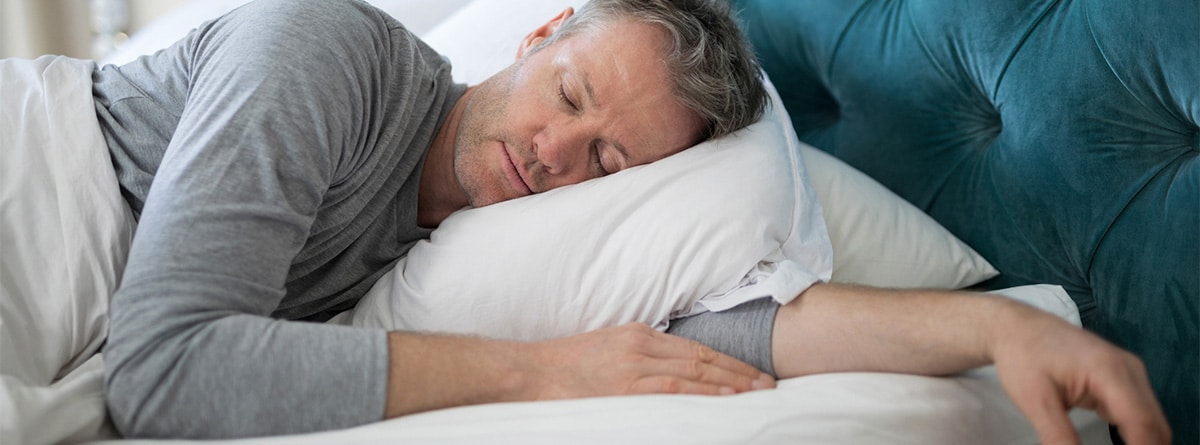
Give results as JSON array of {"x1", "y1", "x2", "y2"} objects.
[{"x1": 730, "y1": 0, "x2": 1198, "y2": 441}]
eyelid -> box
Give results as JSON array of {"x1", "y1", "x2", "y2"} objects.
[
  {"x1": 594, "y1": 141, "x2": 624, "y2": 175},
  {"x1": 590, "y1": 141, "x2": 608, "y2": 175},
  {"x1": 558, "y1": 83, "x2": 578, "y2": 111}
]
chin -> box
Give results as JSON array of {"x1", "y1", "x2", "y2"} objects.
[{"x1": 464, "y1": 186, "x2": 507, "y2": 208}]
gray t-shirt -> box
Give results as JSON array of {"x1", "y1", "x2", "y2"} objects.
[
  {"x1": 96, "y1": 0, "x2": 463, "y2": 437},
  {"x1": 94, "y1": 0, "x2": 776, "y2": 439}
]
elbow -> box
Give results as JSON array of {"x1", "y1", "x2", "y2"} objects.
[
  {"x1": 103, "y1": 303, "x2": 208, "y2": 439},
  {"x1": 104, "y1": 364, "x2": 150, "y2": 438},
  {"x1": 103, "y1": 331, "x2": 176, "y2": 439}
]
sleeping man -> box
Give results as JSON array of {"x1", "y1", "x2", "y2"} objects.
[{"x1": 31, "y1": 0, "x2": 1167, "y2": 442}]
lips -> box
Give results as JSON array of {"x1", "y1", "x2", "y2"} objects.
[{"x1": 501, "y1": 142, "x2": 534, "y2": 196}]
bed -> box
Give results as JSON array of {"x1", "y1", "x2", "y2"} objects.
[{"x1": 0, "y1": 0, "x2": 1193, "y2": 443}]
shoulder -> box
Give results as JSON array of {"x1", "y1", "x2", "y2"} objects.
[
  {"x1": 179, "y1": 0, "x2": 440, "y2": 69},
  {"x1": 187, "y1": 0, "x2": 437, "y2": 89},
  {"x1": 213, "y1": 0, "x2": 399, "y2": 47}
]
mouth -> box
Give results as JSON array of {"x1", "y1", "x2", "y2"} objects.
[{"x1": 501, "y1": 142, "x2": 534, "y2": 197}]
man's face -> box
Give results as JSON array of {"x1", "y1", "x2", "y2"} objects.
[{"x1": 451, "y1": 17, "x2": 705, "y2": 207}]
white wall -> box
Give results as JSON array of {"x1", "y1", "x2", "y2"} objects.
[
  {"x1": 0, "y1": 0, "x2": 481, "y2": 60},
  {"x1": 0, "y1": 0, "x2": 187, "y2": 59},
  {"x1": 127, "y1": 0, "x2": 188, "y2": 31}
]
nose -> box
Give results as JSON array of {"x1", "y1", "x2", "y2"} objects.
[{"x1": 531, "y1": 121, "x2": 596, "y2": 187}]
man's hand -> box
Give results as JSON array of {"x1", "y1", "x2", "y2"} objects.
[
  {"x1": 771, "y1": 283, "x2": 1171, "y2": 445},
  {"x1": 990, "y1": 307, "x2": 1171, "y2": 445},
  {"x1": 385, "y1": 323, "x2": 773, "y2": 419},
  {"x1": 522, "y1": 323, "x2": 775, "y2": 400}
]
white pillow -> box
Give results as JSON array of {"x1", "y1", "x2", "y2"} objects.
[
  {"x1": 339, "y1": 1, "x2": 998, "y2": 340},
  {"x1": 801, "y1": 146, "x2": 998, "y2": 287},
  {"x1": 343, "y1": 76, "x2": 833, "y2": 340},
  {"x1": 418, "y1": 0, "x2": 996, "y2": 290}
]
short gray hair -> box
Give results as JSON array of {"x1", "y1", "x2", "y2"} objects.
[{"x1": 533, "y1": 0, "x2": 767, "y2": 141}]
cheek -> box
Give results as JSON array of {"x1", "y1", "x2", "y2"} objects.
[
  {"x1": 458, "y1": 86, "x2": 508, "y2": 145},
  {"x1": 504, "y1": 67, "x2": 556, "y2": 127}
]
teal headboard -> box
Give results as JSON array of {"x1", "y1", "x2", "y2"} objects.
[{"x1": 730, "y1": 0, "x2": 1198, "y2": 442}]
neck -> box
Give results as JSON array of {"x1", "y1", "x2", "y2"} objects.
[{"x1": 418, "y1": 86, "x2": 476, "y2": 228}]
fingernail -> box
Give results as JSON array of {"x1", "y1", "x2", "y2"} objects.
[{"x1": 720, "y1": 386, "x2": 735, "y2": 395}]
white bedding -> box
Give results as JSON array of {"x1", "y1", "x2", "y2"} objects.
[
  {"x1": 0, "y1": 56, "x2": 130, "y2": 444},
  {"x1": 0, "y1": 1, "x2": 1112, "y2": 444}
]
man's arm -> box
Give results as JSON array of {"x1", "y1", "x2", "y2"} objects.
[
  {"x1": 382, "y1": 323, "x2": 775, "y2": 417},
  {"x1": 772, "y1": 283, "x2": 1171, "y2": 445}
]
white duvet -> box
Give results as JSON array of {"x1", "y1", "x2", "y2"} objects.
[{"x1": 0, "y1": 56, "x2": 131, "y2": 444}]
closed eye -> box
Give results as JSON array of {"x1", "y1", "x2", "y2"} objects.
[
  {"x1": 592, "y1": 143, "x2": 619, "y2": 176},
  {"x1": 558, "y1": 83, "x2": 578, "y2": 111},
  {"x1": 590, "y1": 141, "x2": 610, "y2": 176}
]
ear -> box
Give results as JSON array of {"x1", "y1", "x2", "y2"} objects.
[{"x1": 516, "y1": 7, "x2": 575, "y2": 59}]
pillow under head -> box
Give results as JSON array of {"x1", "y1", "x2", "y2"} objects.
[
  {"x1": 413, "y1": 0, "x2": 995, "y2": 290},
  {"x1": 345, "y1": 75, "x2": 833, "y2": 340},
  {"x1": 338, "y1": 0, "x2": 998, "y2": 339}
]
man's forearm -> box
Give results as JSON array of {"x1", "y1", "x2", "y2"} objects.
[
  {"x1": 772, "y1": 282, "x2": 1171, "y2": 444},
  {"x1": 384, "y1": 332, "x2": 528, "y2": 418},
  {"x1": 771, "y1": 282, "x2": 1040, "y2": 378},
  {"x1": 384, "y1": 323, "x2": 774, "y2": 418}
]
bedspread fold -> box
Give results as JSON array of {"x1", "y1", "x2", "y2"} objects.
[{"x1": 0, "y1": 55, "x2": 132, "y2": 445}]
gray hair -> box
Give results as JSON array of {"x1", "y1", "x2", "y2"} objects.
[{"x1": 532, "y1": 0, "x2": 767, "y2": 141}]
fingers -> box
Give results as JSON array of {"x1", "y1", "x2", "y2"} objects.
[
  {"x1": 532, "y1": 323, "x2": 776, "y2": 401},
  {"x1": 638, "y1": 326, "x2": 769, "y2": 381},
  {"x1": 1084, "y1": 353, "x2": 1171, "y2": 445},
  {"x1": 643, "y1": 357, "x2": 774, "y2": 393},
  {"x1": 1116, "y1": 421, "x2": 1172, "y2": 445},
  {"x1": 627, "y1": 375, "x2": 739, "y2": 396},
  {"x1": 617, "y1": 323, "x2": 775, "y2": 394},
  {"x1": 1005, "y1": 374, "x2": 1080, "y2": 445},
  {"x1": 997, "y1": 325, "x2": 1171, "y2": 445}
]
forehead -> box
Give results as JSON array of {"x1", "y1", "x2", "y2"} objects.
[{"x1": 547, "y1": 19, "x2": 703, "y2": 162}]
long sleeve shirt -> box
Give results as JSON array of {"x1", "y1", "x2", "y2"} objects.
[{"x1": 94, "y1": 0, "x2": 464, "y2": 437}]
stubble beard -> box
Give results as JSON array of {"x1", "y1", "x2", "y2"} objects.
[{"x1": 453, "y1": 68, "x2": 518, "y2": 208}]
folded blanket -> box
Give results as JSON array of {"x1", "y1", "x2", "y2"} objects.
[{"x1": 0, "y1": 56, "x2": 132, "y2": 445}]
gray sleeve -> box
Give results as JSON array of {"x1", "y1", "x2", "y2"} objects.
[
  {"x1": 104, "y1": 0, "x2": 398, "y2": 438},
  {"x1": 666, "y1": 298, "x2": 779, "y2": 377}
]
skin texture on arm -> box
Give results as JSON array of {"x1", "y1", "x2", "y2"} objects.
[
  {"x1": 383, "y1": 324, "x2": 774, "y2": 418},
  {"x1": 772, "y1": 283, "x2": 1171, "y2": 445}
]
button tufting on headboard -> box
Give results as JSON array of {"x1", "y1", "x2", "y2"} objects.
[{"x1": 733, "y1": 0, "x2": 1199, "y2": 442}]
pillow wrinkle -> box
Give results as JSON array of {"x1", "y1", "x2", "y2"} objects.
[
  {"x1": 338, "y1": 0, "x2": 997, "y2": 340},
  {"x1": 344, "y1": 78, "x2": 833, "y2": 341}
]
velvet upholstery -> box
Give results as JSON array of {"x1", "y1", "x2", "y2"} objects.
[{"x1": 729, "y1": 0, "x2": 1198, "y2": 442}]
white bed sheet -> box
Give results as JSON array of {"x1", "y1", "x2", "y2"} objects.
[{"x1": 89, "y1": 369, "x2": 1108, "y2": 445}]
